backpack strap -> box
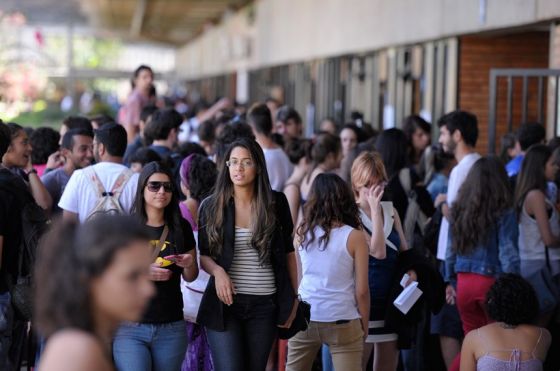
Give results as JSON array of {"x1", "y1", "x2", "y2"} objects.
[
  {"x1": 83, "y1": 166, "x2": 106, "y2": 197},
  {"x1": 110, "y1": 168, "x2": 133, "y2": 199},
  {"x1": 380, "y1": 201, "x2": 399, "y2": 252},
  {"x1": 152, "y1": 225, "x2": 170, "y2": 261},
  {"x1": 380, "y1": 201, "x2": 394, "y2": 239}
]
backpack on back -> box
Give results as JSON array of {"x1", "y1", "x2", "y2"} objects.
[
  {"x1": 0, "y1": 170, "x2": 49, "y2": 320},
  {"x1": 83, "y1": 166, "x2": 133, "y2": 221}
]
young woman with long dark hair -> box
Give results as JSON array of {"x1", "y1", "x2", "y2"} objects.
[
  {"x1": 447, "y1": 156, "x2": 520, "y2": 335},
  {"x1": 515, "y1": 144, "x2": 560, "y2": 325},
  {"x1": 402, "y1": 115, "x2": 432, "y2": 182},
  {"x1": 120, "y1": 65, "x2": 154, "y2": 143},
  {"x1": 375, "y1": 128, "x2": 434, "y2": 249},
  {"x1": 197, "y1": 137, "x2": 298, "y2": 371},
  {"x1": 35, "y1": 216, "x2": 155, "y2": 371},
  {"x1": 286, "y1": 173, "x2": 369, "y2": 371},
  {"x1": 113, "y1": 161, "x2": 198, "y2": 371}
]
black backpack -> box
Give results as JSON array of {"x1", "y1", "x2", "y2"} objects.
[{"x1": 0, "y1": 170, "x2": 49, "y2": 320}]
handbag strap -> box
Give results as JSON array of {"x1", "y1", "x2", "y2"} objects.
[{"x1": 152, "y1": 225, "x2": 169, "y2": 261}]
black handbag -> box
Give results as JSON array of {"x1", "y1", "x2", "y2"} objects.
[
  {"x1": 278, "y1": 298, "x2": 311, "y2": 339},
  {"x1": 10, "y1": 277, "x2": 33, "y2": 321}
]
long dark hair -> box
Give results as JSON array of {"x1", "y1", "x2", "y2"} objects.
[
  {"x1": 402, "y1": 115, "x2": 431, "y2": 163},
  {"x1": 514, "y1": 144, "x2": 551, "y2": 215},
  {"x1": 451, "y1": 156, "x2": 512, "y2": 255},
  {"x1": 34, "y1": 216, "x2": 150, "y2": 338},
  {"x1": 375, "y1": 128, "x2": 408, "y2": 179},
  {"x1": 201, "y1": 137, "x2": 275, "y2": 261},
  {"x1": 132, "y1": 65, "x2": 153, "y2": 89},
  {"x1": 132, "y1": 161, "x2": 186, "y2": 247},
  {"x1": 297, "y1": 173, "x2": 361, "y2": 249}
]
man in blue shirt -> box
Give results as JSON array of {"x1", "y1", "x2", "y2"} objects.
[{"x1": 505, "y1": 122, "x2": 546, "y2": 177}]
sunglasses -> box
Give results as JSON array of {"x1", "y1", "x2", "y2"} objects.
[{"x1": 146, "y1": 181, "x2": 173, "y2": 193}]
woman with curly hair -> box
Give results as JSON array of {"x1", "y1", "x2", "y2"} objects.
[
  {"x1": 286, "y1": 173, "x2": 369, "y2": 371},
  {"x1": 460, "y1": 274, "x2": 551, "y2": 371},
  {"x1": 447, "y1": 156, "x2": 520, "y2": 335}
]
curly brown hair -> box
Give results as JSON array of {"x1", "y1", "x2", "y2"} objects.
[
  {"x1": 297, "y1": 173, "x2": 361, "y2": 249},
  {"x1": 451, "y1": 156, "x2": 512, "y2": 255}
]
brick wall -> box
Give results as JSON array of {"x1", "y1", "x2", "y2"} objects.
[{"x1": 458, "y1": 31, "x2": 549, "y2": 154}]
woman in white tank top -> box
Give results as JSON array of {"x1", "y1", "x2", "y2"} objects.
[
  {"x1": 286, "y1": 173, "x2": 370, "y2": 371},
  {"x1": 515, "y1": 144, "x2": 560, "y2": 325}
]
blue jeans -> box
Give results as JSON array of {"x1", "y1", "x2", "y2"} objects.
[
  {"x1": 0, "y1": 292, "x2": 13, "y2": 371},
  {"x1": 206, "y1": 294, "x2": 277, "y2": 371},
  {"x1": 113, "y1": 320, "x2": 187, "y2": 371}
]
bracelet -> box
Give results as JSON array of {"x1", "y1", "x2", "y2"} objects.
[{"x1": 26, "y1": 168, "x2": 38, "y2": 176}]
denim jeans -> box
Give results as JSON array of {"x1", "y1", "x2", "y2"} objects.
[
  {"x1": 113, "y1": 320, "x2": 187, "y2": 371},
  {"x1": 206, "y1": 294, "x2": 277, "y2": 371},
  {"x1": 0, "y1": 292, "x2": 13, "y2": 371}
]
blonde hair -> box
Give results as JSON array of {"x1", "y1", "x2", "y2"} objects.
[{"x1": 350, "y1": 151, "x2": 388, "y2": 199}]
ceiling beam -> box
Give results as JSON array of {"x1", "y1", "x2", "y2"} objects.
[{"x1": 130, "y1": 0, "x2": 147, "y2": 37}]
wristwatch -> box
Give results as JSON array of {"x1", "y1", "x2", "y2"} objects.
[{"x1": 26, "y1": 168, "x2": 38, "y2": 176}]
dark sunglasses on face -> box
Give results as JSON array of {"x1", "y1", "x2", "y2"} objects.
[{"x1": 146, "y1": 181, "x2": 173, "y2": 193}]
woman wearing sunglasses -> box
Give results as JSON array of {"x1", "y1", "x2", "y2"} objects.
[
  {"x1": 197, "y1": 137, "x2": 298, "y2": 371},
  {"x1": 113, "y1": 161, "x2": 199, "y2": 371}
]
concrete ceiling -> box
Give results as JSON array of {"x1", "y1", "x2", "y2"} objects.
[{"x1": 0, "y1": 0, "x2": 251, "y2": 45}]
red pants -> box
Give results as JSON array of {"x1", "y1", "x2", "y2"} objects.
[
  {"x1": 456, "y1": 272, "x2": 495, "y2": 334},
  {"x1": 450, "y1": 273, "x2": 496, "y2": 371}
]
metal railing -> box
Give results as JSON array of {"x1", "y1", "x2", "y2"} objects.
[{"x1": 488, "y1": 68, "x2": 560, "y2": 153}]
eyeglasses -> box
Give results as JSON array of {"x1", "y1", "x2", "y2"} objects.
[
  {"x1": 225, "y1": 159, "x2": 255, "y2": 168},
  {"x1": 146, "y1": 181, "x2": 173, "y2": 193}
]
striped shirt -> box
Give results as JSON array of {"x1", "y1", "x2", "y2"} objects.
[{"x1": 229, "y1": 227, "x2": 276, "y2": 295}]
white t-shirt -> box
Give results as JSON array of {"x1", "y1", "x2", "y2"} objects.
[
  {"x1": 58, "y1": 162, "x2": 139, "y2": 223},
  {"x1": 263, "y1": 147, "x2": 293, "y2": 192},
  {"x1": 437, "y1": 152, "x2": 481, "y2": 260}
]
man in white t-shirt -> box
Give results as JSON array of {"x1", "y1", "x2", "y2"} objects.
[
  {"x1": 432, "y1": 110, "x2": 481, "y2": 369},
  {"x1": 59, "y1": 123, "x2": 139, "y2": 223},
  {"x1": 247, "y1": 103, "x2": 293, "y2": 191}
]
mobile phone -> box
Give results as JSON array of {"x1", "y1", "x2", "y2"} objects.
[{"x1": 164, "y1": 255, "x2": 178, "y2": 262}]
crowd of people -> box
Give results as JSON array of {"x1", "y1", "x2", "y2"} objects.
[{"x1": 0, "y1": 64, "x2": 558, "y2": 371}]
